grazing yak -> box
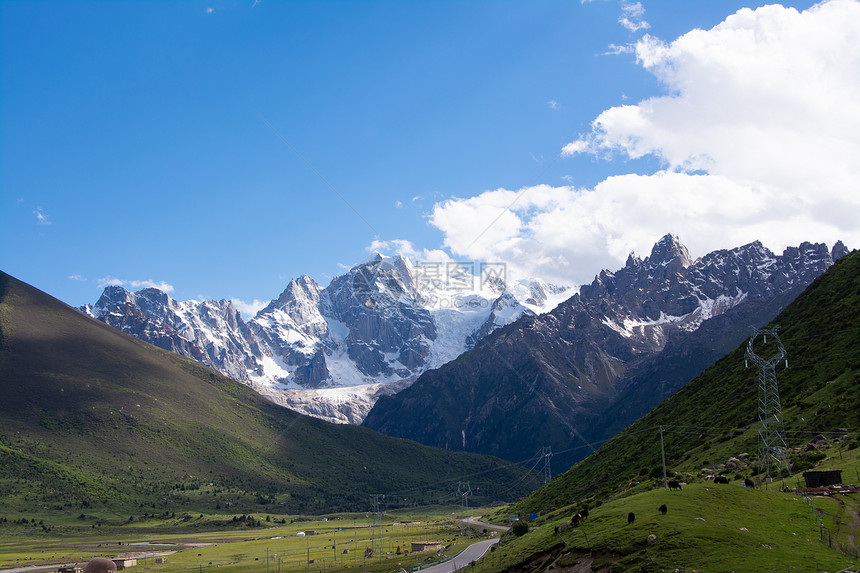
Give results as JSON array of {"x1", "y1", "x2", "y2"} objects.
[
  {"x1": 627, "y1": 512, "x2": 635, "y2": 524},
  {"x1": 744, "y1": 478, "x2": 756, "y2": 488},
  {"x1": 668, "y1": 480, "x2": 682, "y2": 491},
  {"x1": 658, "y1": 504, "x2": 667, "y2": 515},
  {"x1": 571, "y1": 508, "x2": 589, "y2": 526},
  {"x1": 713, "y1": 476, "x2": 729, "y2": 484}
]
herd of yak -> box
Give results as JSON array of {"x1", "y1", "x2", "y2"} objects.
[{"x1": 568, "y1": 476, "x2": 759, "y2": 527}]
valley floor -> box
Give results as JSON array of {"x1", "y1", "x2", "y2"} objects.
[{"x1": 0, "y1": 507, "x2": 501, "y2": 573}]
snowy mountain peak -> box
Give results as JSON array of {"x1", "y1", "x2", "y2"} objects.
[
  {"x1": 82, "y1": 235, "x2": 847, "y2": 426},
  {"x1": 647, "y1": 233, "x2": 692, "y2": 269},
  {"x1": 83, "y1": 251, "x2": 573, "y2": 423}
]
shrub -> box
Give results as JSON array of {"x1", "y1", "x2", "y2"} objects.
[{"x1": 511, "y1": 521, "x2": 529, "y2": 537}]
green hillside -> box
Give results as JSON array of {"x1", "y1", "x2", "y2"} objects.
[
  {"x1": 0, "y1": 271, "x2": 538, "y2": 516},
  {"x1": 474, "y1": 250, "x2": 860, "y2": 571},
  {"x1": 519, "y1": 249, "x2": 860, "y2": 513},
  {"x1": 476, "y1": 479, "x2": 858, "y2": 572}
]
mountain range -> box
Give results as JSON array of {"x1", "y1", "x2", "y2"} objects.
[
  {"x1": 362, "y1": 235, "x2": 849, "y2": 470},
  {"x1": 522, "y1": 247, "x2": 860, "y2": 514},
  {"x1": 81, "y1": 255, "x2": 570, "y2": 423},
  {"x1": 78, "y1": 235, "x2": 848, "y2": 472},
  {"x1": 0, "y1": 270, "x2": 538, "y2": 514},
  {"x1": 486, "y1": 250, "x2": 860, "y2": 573}
]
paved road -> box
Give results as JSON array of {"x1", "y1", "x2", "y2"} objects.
[
  {"x1": 417, "y1": 538, "x2": 499, "y2": 573},
  {"x1": 464, "y1": 517, "x2": 509, "y2": 532},
  {"x1": 415, "y1": 518, "x2": 509, "y2": 573}
]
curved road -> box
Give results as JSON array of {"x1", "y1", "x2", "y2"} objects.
[
  {"x1": 417, "y1": 518, "x2": 509, "y2": 573},
  {"x1": 417, "y1": 538, "x2": 499, "y2": 573}
]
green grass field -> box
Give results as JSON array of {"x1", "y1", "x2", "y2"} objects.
[
  {"x1": 473, "y1": 441, "x2": 860, "y2": 572},
  {"x1": 0, "y1": 506, "x2": 497, "y2": 573}
]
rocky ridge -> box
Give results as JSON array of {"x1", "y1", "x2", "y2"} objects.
[
  {"x1": 362, "y1": 236, "x2": 849, "y2": 468},
  {"x1": 82, "y1": 255, "x2": 570, "y2": 423}
]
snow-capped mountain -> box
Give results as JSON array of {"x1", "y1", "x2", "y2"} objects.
[
  {"x1": 82, "y1": 286, "x2": 266, "y2": 384},
  {"x1": 82, "y1": 255, "x2": 571, "y2": 423},
  {"x1": 363, "y1": 236, "x2": 850, "y2": 468}
]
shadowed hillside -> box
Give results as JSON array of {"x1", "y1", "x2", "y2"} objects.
[{"x1": 0, "y1": 271, "x2": 539, "y2": 514}]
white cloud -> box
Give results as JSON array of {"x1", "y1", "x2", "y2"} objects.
[
  {"x1": 431, "y1": 1, "x2": 860, "y2": 285},
  {"x1": 604, "y1": 43, "x2": 635, "y2": 56},
  {"x1": 395, "y1": 200, "x2": 404, "y2": 208},
  {"x1": 34, "y1": 206, "x2": 51, "y2": 225},
  {"x1": 68, "y1": 274, "x2": 87, "y2": 282},
  {"x1": 367, "y1": 238, "x2": 454, "y2": 266},
  {"x1": 231, "y1": 298, "x2": 267, "y2": 317},
  {"x1": 97, "y1": 276, "x2": 175, "y2": 293},
  {"x1": 619, "y1": 0, "x2": 649, "y2": 32},
  {"x1": 548, "y1": 100, "x2": 560, "y2": 110}
]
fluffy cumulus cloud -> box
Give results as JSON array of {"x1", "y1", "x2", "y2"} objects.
[
  {"x1": 97, "y1": 276, "x2": 175, "y2": 293},
  {"x1": 231, "y1": 298, "x2": 268, "y2": 318},
  {"x1": 431, "y1": 0, "x2": 860, "y2": 285}
]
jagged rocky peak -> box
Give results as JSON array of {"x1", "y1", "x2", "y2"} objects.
[
  {"x1": 348, "y1": 253, "x2": 417, "y2": 307},
  {"x1": 93, "y1": 284, "x2": 134, "y2": 311},
  {"x1": 581, "y1": 234, "x2": 693, "y2": 300},
  {"x1": 646, "y1": 233, "x2": 693, "y2": 269},
  {"x1": 625, "y1": 252, "x2": 643, "y2": 268},
  {"x1": 832, "y1": 240, "x2": 849, "y2": 260},
  {"x1": 261, "y1": 275, "x2": 322, "y2": 320}
]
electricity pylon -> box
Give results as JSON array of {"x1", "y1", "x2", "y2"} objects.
[{"x1": 745, "y1": 327, "x2": 792, "y2": 483}]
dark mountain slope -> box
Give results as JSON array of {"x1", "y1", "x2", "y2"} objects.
[
  {"x1": 518, "y1": 249, "x2": 860, "y2": 514},
  {"x1": 364, "y1": 237, "x2": 846, "y2": 469},
  {"x1": 587, "y1": 285, "x2": 804, "y2": 442},
  {"x1": 0, "y1": 271, "x2": 538, "y2": 514}
]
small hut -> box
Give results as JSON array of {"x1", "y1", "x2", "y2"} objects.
[{"x1": 803, "y1": 470, "x2": 843, "y2": 488}]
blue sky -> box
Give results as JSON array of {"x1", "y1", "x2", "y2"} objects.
[{"x1": 3, "y1": 0, "x2": 857, "y2": 314}]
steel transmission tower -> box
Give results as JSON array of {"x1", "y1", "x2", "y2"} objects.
[
  {"x1": 745, "y1": 327, "x2": 792, "y2": 483},
  {"x1": 458, "y1": 482, "x2": 471, "y2": 511},
  {"x1": 542, "y1": 446, "x2": 553, "y2": 484}
]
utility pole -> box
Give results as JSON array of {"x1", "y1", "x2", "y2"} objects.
[
  {"x1": 371, "y1": 494, "x2": 384, "y2": 560},
  {"x1": 660, "y1": 426, "x2": 668, "y2": 489},
  {"x1": 542, "y1": 446, "x2": 553, "y2": 484},
  {"x1": 745, "y1": 326, "x2": 792, "y2": 484},
  {"x1": 458, "y1": 482, "x2": 472, "y2": 537}
]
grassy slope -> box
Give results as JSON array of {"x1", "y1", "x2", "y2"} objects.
[
  {"x1": 475, "y1": 480, "x2": 856, "y2": 572},
  {"x1": 518, "y1": 250, "x2": 860, "y2": 513},
  {"x1": 0, "y1": 271, "x2": 539, "y2": 515},
  {"x1": 470, "y1": 251, "x2": 860, "y2": 571}
]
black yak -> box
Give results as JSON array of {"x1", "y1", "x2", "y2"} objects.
[
  {"x1": 658, "y1": 504, "x2": 667, "y2": 515},
  {"x1": 744, "y1": 478, "x2": 756, "y2": 488},
  {"x1": 668, "y1": 480, "x2": 682, "y2": 491},
  {"x1": 627, "y1": 512, "x2": 635, "y2": 524},
  {"x1": 713, "y1": 476, "x2": 729, "y2": 484}
]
